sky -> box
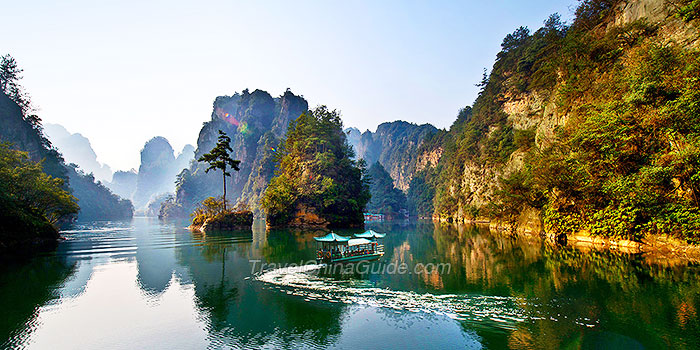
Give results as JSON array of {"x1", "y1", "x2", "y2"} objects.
[{"x1": 1, "y1": 0, "x2": 578, "y2": 171}]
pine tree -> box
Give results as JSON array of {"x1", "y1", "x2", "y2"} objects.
[{"x1": 197, "y1": 130, "x2": 241, "y2": 210}]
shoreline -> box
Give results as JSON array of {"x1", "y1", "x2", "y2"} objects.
[{"x1": 433, "y1": 218, "x2": 700, "y2": 264}]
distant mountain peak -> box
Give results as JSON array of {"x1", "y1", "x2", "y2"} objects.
[{"x1": 43, "y1": 122, "x2": 113, "y2": 183}]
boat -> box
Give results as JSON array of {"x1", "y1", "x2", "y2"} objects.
[{"x1": 314, "y1": 231, "x2": 385, "y2": 263}]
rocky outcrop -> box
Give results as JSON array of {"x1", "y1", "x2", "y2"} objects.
[
  {"x1": 345, "y1": 121, "x2": 437, "y2": 191},
  {"x1": 132, "y1": 137, "x2": 193, "y2": 210},
  {"x1": 613, "y1": 0, "x2": 700, "y2": 48},
  {"x1": 280, "y1": 204, "x2": 330, "y2": 228},
  {"x1": 190, "y1": 211, "x2": 254, "y2": 233},
  {"x1": 166, "y1": 89, "x2": 308, "y2": 218},
  {"x1": 107, "y1": 170, "x2": 138, "y2": 199},
  {"x1": 415, "y1": 147, "x2": 443, "y2": 173},
  {"x1": 426, "y1": 0, "x2": 700, "y2": 238}
]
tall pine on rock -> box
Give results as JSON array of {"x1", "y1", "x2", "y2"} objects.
[
  {"x1": 197, "y1": 130, "x2": 241, "y2": 211},
  {"x1": 262, "y1": 106, "x2": 370, "y2": 227}
]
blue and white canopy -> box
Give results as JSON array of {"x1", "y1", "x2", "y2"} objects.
[
  {"x1": 314, "y1": 232, "x2": 350, "y2": 242},
  {"x1": 354, "y1": 230, "x2": 386, "y2": 239}
]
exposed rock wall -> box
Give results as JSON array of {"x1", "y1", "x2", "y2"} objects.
[
  {"x1": 167, "y1": 89, "x2": 308, "y2": 217},
  {"x1": 346, "y1": 121, "x2": 437, "y2": 191}
]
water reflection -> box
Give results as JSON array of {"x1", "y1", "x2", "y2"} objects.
[{"x1": 0, "y1": 218, "x2": 699, "y2": 349}]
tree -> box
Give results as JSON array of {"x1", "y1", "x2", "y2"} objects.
[
  {"x1": 0, "y1": 54, "x2": 31, "y2": 114},
  {"x1": 0, "y1": 142, "x2": 79, "y2": 225},
  {"x1": 261, "y1": 106, "x2": 370, "y2": 227},
  {"x1": 365, "y1": 161, "x2": 406, "y2": 215},
  {"x1": 0, "y1": 54, "x2": 21, "y2": 93},
  {"x1": 197, "y1": 130, "x2": 241, "y2": 211}
]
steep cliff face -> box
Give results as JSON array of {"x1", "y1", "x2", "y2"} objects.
[
  {"x1": 132, "y1": 137, "x2": 177, "y2": 209},
  {"x1": 415, "y1": 0, "x2": 700, "y2": 241},
  {"x1": 108, "y1": 170, "x2": 137, "y2": 199},
  {"x1": 167, "y1": 89, "x2": 308, "y2": 217},
  {"x1": 345, "y1": 121, "x2": 437, "y2": 191}
]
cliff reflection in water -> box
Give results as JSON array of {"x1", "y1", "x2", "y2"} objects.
[{"x1": 0, "y1": 218, "x2": 699, "y2": 349}]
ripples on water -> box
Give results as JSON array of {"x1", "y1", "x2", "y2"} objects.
[
  {"x1": 2, "y1": 218, "x2": 699, "y2": 349},
  {"x1": 254, "y1": 264, "x2": 598, "y2": 331}
]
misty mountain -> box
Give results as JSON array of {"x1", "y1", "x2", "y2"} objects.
[
  {"x1": 43, "y1": 123, "x2": 113, "y2": 182},
  {"x1": 106, "y1": 169, "x2": 138, "y2": 199},
  {"x1": 131, "y1": 137, "x2": 194, "y2": 210},
  {"x1": 345, "y1": 121, "x2": 437, "y2": 191}
]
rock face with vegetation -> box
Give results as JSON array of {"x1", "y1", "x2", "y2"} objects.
[
  {"x1": 345, "y1": 121, "x2": 437, "y2": 191},
  {"x1": 365, "y1": 161, "x2": 407, "y2": 216},
  {"x1": 262, "y1": 106, "x2": 370, "y2": 228},
  {"x1": 407, "y1": 0, "x2": 700, "y2": 243},
  {"x1": 161, "y1": 89, "x2": 308, "y2": 218}
]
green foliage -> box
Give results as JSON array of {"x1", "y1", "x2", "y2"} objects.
[
  {"x1": 407, "y1": 167, "x2": 437, "y2": 217},
  {"x1": 261, "y1": 106, "x2": 370, "y2": 227},
  {"x1": 365, "y1": 162, "x2": 406, "y2": 214},
  {"x1": 191, "y1": 196, "x2": 229, "y2": 227},
  {"x1": 0, "y1": 143, "x2": 79, "y2": 224},
  {"x1": 514, "y1": 128, "x2": 536, "y2": 150},
  {"x1": 492, "y1": 168, "x2": 546, "y2": 224},
  {"x1": 66, "y1": 165, "x2": 133, "y2": 221},
  {"x1": 190, "y1": 196, "x2": 253, "y2": 230},
  {"x1": 412, "y1": 0, "x2": 700, "y2": 242},
  {"x1": 675, "y1": 0, "x2": 700, "y2": 22},
  {"x1": 0, "y1": 143, "x2": 79, "y2": 249}
]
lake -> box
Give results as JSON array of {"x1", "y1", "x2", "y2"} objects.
[{"x1": 1, "y1": 218, "x2": 699, "y2": 349}]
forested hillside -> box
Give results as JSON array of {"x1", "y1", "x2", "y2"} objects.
[
  {"x1": 365, "y1": 161, "x2": 406, "y2": 216},
  {"x1": 262, "y1": 106, "x2": 370, "y2": 228},
  {"x1": 0, "y1": 84, "x2": 133, "y2": 222},
  {"x1": 346, "y1": 121, "x2": 437, "y2": 191},
  {"x1": 408, "y1": 0, "x2": 700, "y2": 242}
]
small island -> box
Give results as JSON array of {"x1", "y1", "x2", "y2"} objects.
[
  {"x1": 189, "y1": 197, "x2": 253, "y2": 233},
  {"x1": 188, "y1": 130, "x2": 253, "y2": 232}
]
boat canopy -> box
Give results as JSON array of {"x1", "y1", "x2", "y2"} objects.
[
  {"x1": 354, "y1": 230, "x2": 386, "y2": 239},
  {"x1": 314, "y1": 232, "x2": 350, "y2": 243},
  {"x1": 347, "y1": 238, "x2": 373, "y2": 246}
]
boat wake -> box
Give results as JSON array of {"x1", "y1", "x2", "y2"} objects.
[{"x1": 255, "y1": 264, "x2": 598, "y2": 330}]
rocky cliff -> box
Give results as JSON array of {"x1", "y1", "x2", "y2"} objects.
[
  {"x1": 410, "y1": 0, "x2": 700, "y2": 242},
  {"x1": 345, "y1": 121, "x2": 437, "y2": 191},
  {"x1": 132, "y1": 137, "x2": 187, "y2": 209},
  {"x1": 164, "y1": 89, "x2": 308, "y2": 217}
]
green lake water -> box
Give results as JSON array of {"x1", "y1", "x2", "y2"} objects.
[{"x1": 1, "y1": 218, "x2": 699, "y2": 349}]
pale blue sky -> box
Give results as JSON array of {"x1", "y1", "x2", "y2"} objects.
[{"x1": 2, "y1": 0, "x2": 577, "y2": 171}]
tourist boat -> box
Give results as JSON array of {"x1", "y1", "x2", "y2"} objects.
[{"x1": 314, "y1": 231, "x2": 385, "y2": 263}]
